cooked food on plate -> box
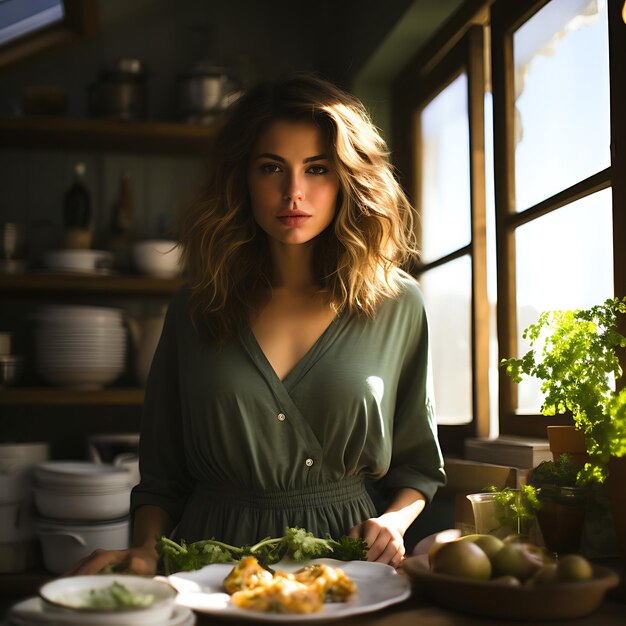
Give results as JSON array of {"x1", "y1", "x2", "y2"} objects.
[{"x1": 223, "y1": 557, "x2": 357, "y2": 614}]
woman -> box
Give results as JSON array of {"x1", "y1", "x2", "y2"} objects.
[{"x1": 73, "y1": 74, "x2": 445, "y2": 576}]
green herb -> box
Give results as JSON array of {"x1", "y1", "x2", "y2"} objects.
[
  {"x1": 483, "y1": 485, "x2": 541, "y2": 536},
  {"x1": 84, "y1": 581, "x2": 155, "y2": 609},
  {"x1": 530, "y1": 453, "x2": 579, "y2": 488},
  {"x1": 156, "y1": 526, "x2": 369, "y2": 574},
  {"x1": 501, "y1": 297, "x2": 626, "y2": 484}
]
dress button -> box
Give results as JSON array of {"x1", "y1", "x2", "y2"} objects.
[
  {"x1": 305, "y1": 458, "x2": 314, "y2": 467},
  {"x1": 277, "y1": 413, "x2": 286, "y2": 421}
]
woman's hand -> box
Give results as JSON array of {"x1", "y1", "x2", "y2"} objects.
[
  {"x1": 349, "y1": 487, "x2": 427, "y2": 567},
  {"x1": 65, "y1": 545, "x2": 159, "y2": 576},
  {"x1": 348, "y1": 512, "x2": 406, "y2": 567}
]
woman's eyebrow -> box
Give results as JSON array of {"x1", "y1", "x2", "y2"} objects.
[{"x1": 254, "y1": 152, "x2": 328, "y2": 163}]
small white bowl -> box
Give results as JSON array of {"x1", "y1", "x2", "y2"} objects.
[
  {"x1": 39, "y1": 575, "x2": 177, "y2": 625},
  {"x1": 33, "y1": 485, "x2": 131, "y2": 521},
  {"x1": 43, "y1": 250, "x2": 113, "y2": 273},
  {"x1": 132, "y1": 240, "x2": 181, "y2": 278}
]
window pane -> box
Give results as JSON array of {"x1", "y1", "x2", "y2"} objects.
[
  {"x1": 513, "y1": 0, "x2": 610, "y2": 211},
  {"x1": 420, "y1": 73, "x2": 471, "y2": 263},
  {"x1": 420, "y1": 256, "x2": 472, "y2": 425},
  {"x1": 514, "y1": 188, "x2": 613, "y2": 413}
]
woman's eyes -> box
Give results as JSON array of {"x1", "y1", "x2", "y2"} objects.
[{"x1": 259, "y1": 163, "x2": 329, "y2": 175}]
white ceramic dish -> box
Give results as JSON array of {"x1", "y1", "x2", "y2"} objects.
[
  {"x1": 33, "y1": 486, "x2": 130, "y2": 520},
  {"x1": 8, "y1": 597, "x2": 194, "y2": 626},
  {"x1": 36, "y1": 517, "x2": 130, "y2": 574},
  {"x1": 133, "y1": 240, "x2": 181, "y2": 278},
  {"x1": 43, "y1": 250, "x2": 113, "y2": 273},
  {"x1": 165, "y1": 558, "x2": 410, "y2": 622},
  {"x1": 38, "y1": 575, "x2": 177, "y2": 625},
  {"x1": 35, "y1": 462, "x2": 132, "y2": 487},
  {"x1": 0, "y1": 499, "x2": 35, "y2": 542}
]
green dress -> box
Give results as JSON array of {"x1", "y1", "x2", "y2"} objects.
[{"x1": 131, "y1": 276, "x2": 445, "y2": 545}]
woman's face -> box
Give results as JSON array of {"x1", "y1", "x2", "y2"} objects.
[{"x1": 247, "y1": 119, "x2": 340, "y2": 248}]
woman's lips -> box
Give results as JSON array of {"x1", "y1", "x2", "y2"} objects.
[{"x1": 277, "y1": 212, "x2": 311, "y2": 227}]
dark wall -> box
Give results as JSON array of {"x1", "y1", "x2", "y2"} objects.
[{"x1": 0, "y1": 0, "x2": 414, "y2": 119}]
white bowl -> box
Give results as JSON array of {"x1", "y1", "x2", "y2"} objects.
[
  {"x1": 36, "y1": 517, "x2": 130, "y2": 574},
  {"x1": 33, "y1": 486, "x2": 130, "y2": 521},
  {"x1": 35, "y1": 462, "x2": 132, "y2": 489},
  {"x1": 43, "y1": 250, "x2": 113, "y2": 273},
  {"x1": 133, "y1": 240, "x2": 181, "y2": 278},
  {"x1": 38, "y1": 575, "x2": 177, "y2": 625}
]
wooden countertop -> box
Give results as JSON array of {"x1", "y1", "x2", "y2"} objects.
[{"x1": 2, "y1": 570, "x2": 624, "y2": 626}]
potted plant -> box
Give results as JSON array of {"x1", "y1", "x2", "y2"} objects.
[
  {"x1": 528, "y1": 454, "x2": 590, "y2": 555},
  {"x1": 469, "y1": 485, "x2": 541, "y2": 539},
  {"x1": 501, "y1": 297, "x2": 626, "y2": 563}
]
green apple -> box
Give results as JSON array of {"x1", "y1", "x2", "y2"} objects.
[
  {"x1": 491, "y1": 542, "x2": 544, "y2": 582},
  {"x1": 557, "y1": 554, "x2": 593, "y2": 582},
  {"x1": 431, "y1": 540, "x2": 492, "y2": 581},
  {"x1": 458, "y1": 534, "x2": 505, "y2": 561}
]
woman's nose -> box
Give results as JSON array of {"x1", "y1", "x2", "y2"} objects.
[{"x1": 283, "y1": 173, "x2": 304, "y2": 201}]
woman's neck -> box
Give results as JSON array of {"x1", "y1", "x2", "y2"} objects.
[{"x1": 268, "y1": 240, "x2": 317, "y2": 293}]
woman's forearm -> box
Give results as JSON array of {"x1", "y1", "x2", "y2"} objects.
[
  {"x1": 132, "y1": 505, "x2": 174, "y2": 555},
  {"x1": 381, "y1": 487, "x2": 426, "y2": 536}
]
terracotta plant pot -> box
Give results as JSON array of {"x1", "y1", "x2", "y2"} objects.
[
  {"x1": 605, "y1": 456, "x2": 626, "y2": 569},
  {"x1": 547, "y1": 425, "x2": 588, "y2": 468}
]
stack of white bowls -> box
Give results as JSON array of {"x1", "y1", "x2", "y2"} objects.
[
  {"x1": 0, "y1": 443, "x2": 49, "y2": 573},
  {"x1": 33, "y1": 462, "x2": 132, "y2": 574},
  {"x1": 34, "y1": 305, "x2": 127, "y2": 390}
]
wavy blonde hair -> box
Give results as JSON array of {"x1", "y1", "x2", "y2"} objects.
[{"x1": 179, "y1": 73, "x2": 417, "y2": 343}]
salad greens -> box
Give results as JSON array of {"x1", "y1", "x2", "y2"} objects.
[
  {"x1": 156, "y1": 526, "x2": 369, "y2": 574},
  {"x1": 85, "y1": 582, "x2": 155, "y2": 609}
]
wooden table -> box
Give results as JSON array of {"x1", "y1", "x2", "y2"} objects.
[{"x1": 2, "y1": 570, "x2": 625, "y2": 625}]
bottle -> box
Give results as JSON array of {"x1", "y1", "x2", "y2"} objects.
[
  {"x1": 107, "y1": 172, "x2": 134, "y2": 272},
  {"x1": 63, "y1": 162, "x2": 92, "y2": 249}
]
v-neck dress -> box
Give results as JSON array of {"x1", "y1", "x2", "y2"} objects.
[{"x1": 130, "y1": 277, "x2": 445, "y2": 546}]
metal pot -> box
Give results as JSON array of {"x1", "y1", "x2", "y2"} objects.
[
  {"x1": 177, "y1": 64, "x2": 240, "y2": 123},
  {"x1": 88, "y1": 58, "x2": 148, "y2": 121}
]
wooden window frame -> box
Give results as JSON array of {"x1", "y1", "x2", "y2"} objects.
[
  {"x1": 0, "y1": 0, "x2": 97, "y2": 71},
  {"x1": 491, "y1": 0, "x2": 626, "y2": 437},
  {"x1": 392, "y1": 19, "x2": 490, "y2": 456}
]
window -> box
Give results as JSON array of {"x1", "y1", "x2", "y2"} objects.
[
  {"x1": 0, "y1": 0, "x2": 96, "y2": 69},
  {"x1": 492, "y1": 0, "x2": 625, "y2": 437},
  {"x1": 393, "y1": 0, "x2": 626, "y2": 444}
]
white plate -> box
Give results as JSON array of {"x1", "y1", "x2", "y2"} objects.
[
  {"x1": 7, "y1": 597, "x2": 195, "y2": 626},
  {"x1": 165, "y1": 558, "x2": 411, "y2": 622}
]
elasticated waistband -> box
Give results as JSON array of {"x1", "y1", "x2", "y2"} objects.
[{"x1": 195, "y1": 476, "x2": 367, "y2": 511}]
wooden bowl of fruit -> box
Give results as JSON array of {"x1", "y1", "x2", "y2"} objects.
[{"x1": 403, "y1": 533, "x2": 619, "y2": 621}]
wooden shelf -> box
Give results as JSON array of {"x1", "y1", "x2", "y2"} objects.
[
  {"x1": 0, "y1": 388, "x2": 144, "y2": 405},
  {"x1": 0, "y1": 115, "x2": 215, "y2": 155},
  {"x1": 0, "y1": 273, "x2": 183, "y2": 296}
]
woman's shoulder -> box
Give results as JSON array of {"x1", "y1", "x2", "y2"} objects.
[{"x1": 389, "y1": 270, "x2": 426, "y2": 311}]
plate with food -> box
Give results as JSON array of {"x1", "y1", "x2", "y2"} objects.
[
  {"x1": 164, "y1": 557, "x2": 411, "y2": 622},
  {"x1": 403, "y1": 533, "x2": 620, "y2": 621}
]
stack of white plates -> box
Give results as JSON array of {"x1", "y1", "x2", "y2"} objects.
[
  {"x1": 0, "y1": 443, "x2": 50, "y2": 573},
  {"x1": 34, "y1": 306, "x2": 126, "y2": 390}
]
